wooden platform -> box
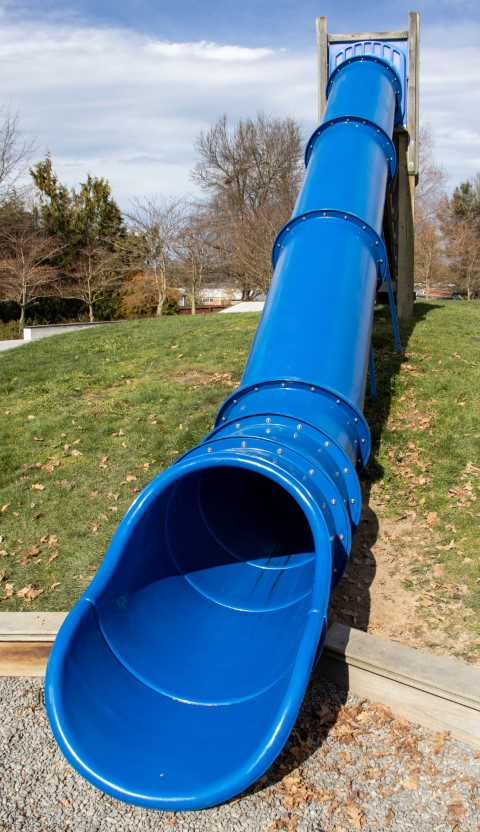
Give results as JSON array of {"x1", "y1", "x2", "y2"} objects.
[{"x1": 1, "y1": 614, "x2": 478, "y2": 748}]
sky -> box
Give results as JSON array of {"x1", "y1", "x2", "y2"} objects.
[{"x1": 1, "y1": 0, "x2": 479, "y2": 210}]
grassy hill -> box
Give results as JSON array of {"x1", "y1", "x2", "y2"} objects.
[{"x1": 0, "y1": 303, "x2": 478, "y2": 655}]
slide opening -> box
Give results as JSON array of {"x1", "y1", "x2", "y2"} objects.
[{"x1": 99, "y1": 463, "x2": 319, "y2": 704}]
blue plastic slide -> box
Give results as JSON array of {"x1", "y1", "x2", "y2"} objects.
[{"x1": 46, "y1": 53, "x2": 404, "y2": 809}]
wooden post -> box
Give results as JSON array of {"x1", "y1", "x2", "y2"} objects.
[
  {"x1": 316, "y1": 16, "x2": 328, "y2": 122},
  {"x1": 396, "y1": 131, "x2": 415, "y2": 318}
]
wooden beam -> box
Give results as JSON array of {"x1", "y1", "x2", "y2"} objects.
[
  {"x1": 328, "y1": 30, "x2": 408, "y2": 43},
  {"x1": 318, "y1": 623, "x2": 480, "y2": 749},
  {"x1": 0, "y1": 642, "x2": 53, "y2": 676},
  {"x1": 407, "y1": 11, "x2": 420, "y2": 177},
  {"x1": 396, "y1": 130, "x2": 415, "y2": 318},
  {"x1": 316, "y1": 16, "x2": 328, "y2": 122},
  {"x1": 0, "y1": 611, "x2": 66, "y2": 641}
]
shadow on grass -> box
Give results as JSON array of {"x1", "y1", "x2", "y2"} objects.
[{"x1": 328, "y1": 301, "x2": 442, "y2": 632}]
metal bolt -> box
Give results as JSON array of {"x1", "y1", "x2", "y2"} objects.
[
  {"x1": 277, "y1": 448, "x2": 283, "y2": 455},
  {"x1": 330, "y1": 535, "x2": 335, "y2": 542},
  {"x1": 281, "y1": 382, "x2": 286, "y2": 388},
  {"x1": 361, "y1": 438, "x2": 366, "y2": 444},
  {"x1": 207, "y1": 447, "x2": 213, "y2": 453},
  {"x1": 233, "y1": 399, "x2": 237, "y2": 404},
  {"x1": 241, "y1": 441, "x2": 247, "y2": 448},
  {"x1": 336, "y1": 399, "x2": 341, "y2": 405},
  {"x1": 321, "y1": 503, "x2": 326, "y2": 510},
  {"x1": 331, "y1": 499, "x2": 337, "y2": 505},
  {"x1": 296, "y1": 424, "x2": 303, "y2": 430},
  {"x1": 335, "y1": 471, "x2": 340, "y2": 477},
  {"x1": 339, "y1": 534, "x2": 344, "y2": 541},
  {"x1": 235, "y1": 423, "x2": 241, "y2": 429},
  {"x1": 309, "y1": 469, "x2": 315, "y2": 476},
  {"x1": 254, "y1": 387, "x2": 259, "y2": 392},
  {"x1": 325, "y1": 441, "x2": 330, "y2": 447},
  {"x1": 266, "y1": 427, "x2": 271, "y2": 434},
  {"x1": 350, "y1": 498, "x2": 356, "y2": 504},
  {"x1": 311, "y1": 386, "x2": 315, "y2": 392},
  {"x1": 344, "y1": 468, "x2": 349, "y2": 474},
  {"x1": 354, "y1": 417, "x2": 359, "y2": 423},
  {"x1": 266, "y1": 417, "x2": 271, "y2": 424},
  {"x1": 221, "y1": 416, "x2": 226, "y2": 421}
]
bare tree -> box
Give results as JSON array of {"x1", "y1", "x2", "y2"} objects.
[
  {"x1": 0, "y1": 208, "x2": 63, "y2": 324},
  {"x1": 0, "y1": 108, "x2": 36, "y2": 205},
  {"x1": 121, "y1": 196, "x2": 186, "y2": 316},
  {"x1": 414, "y1": 124, "x2": 449, "y2": 293},
  {"x1": 175, "y1": 211, "x2": 218, "y2": 314},
  {"x1": 192, "y1": 112, "x2": 303, "y2": 298},
  {"x1": 61, "y1": 243, "x2": 125, "y2": 322},
  {"x1": 443, "y1": 217, "x2": 480, "y2": 299}
]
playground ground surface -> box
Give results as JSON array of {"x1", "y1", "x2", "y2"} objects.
[
  {"x1": 1, "y1": 672, "x2": 479, "y2": 832},
  {"x1": 0, "y1": 300, "x2": 479, "y2": 664}
]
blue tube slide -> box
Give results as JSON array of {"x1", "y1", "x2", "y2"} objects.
[{"x1": 45, "y1": 55, "x2": 402, "y2": 810}]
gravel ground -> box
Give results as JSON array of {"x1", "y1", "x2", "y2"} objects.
[{"x1": 1, "y1": 672, "x2": 478, "y2": 832}]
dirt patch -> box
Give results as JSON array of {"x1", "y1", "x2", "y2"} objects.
[{"x1": 328, "y1": 485, "x2": 479, "y2": 665}]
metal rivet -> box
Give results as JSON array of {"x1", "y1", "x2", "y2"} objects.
[
  {"x1": 233, "y1": 399, "x2": 237, "y2": 404},
  {"x1": 311, "y1": 386, "x2": 315, "y2": 392},
  {"x1": 361, "y1": 438, "x2": 366, "y2": 444},
  {"x1": 297, "y1": 424, "x2": 302, "y2": 430},
  {"x1": 277, "y1": 448, "x2": 283, "y2": 454},
  {"x1": 330, "y1": 535, "x2": 335, "y2": 542},
  {"x1": 354, "y1": 418, "x2": 359, "y2": 423},
  {"x1": 335, "y1": 471, "x2": 340, "y2": 477},
  {"x1": 350, "y1": 498, "x2": 356, "y2": 504},
  {"x1": 207, "y1": 447, "x2": 213, "y2": 453},
  {"x1": 266, "y1": 427, "x2": 271, "y2": 434},
  {"x1": 339, "y1": 534, "x2": 344, "y2": 541},
  {"x1": 344, "y1": 468, "x2": 349, "y2": 474},
  {"x1": 235, "y1": 423, "x2": 241, "y2": 429},
  {"x1": 241, "y1": 441, "x2": 247, "y2": 448},
  {"x1": 336, "y1": 399, "x2": 341, "y2": 405},
  {"x1": 281, "y1": 382, "x2": 286, "y2": 388},
  {"x1": 221, "y1": 417, "x2": 226, "y2": 421},
  {"x1": 331, "y1": 499, "x2": 337, "y2": 505},
  {"x1": 309, "y1": 469, "x2": 315, "y2": 476},
  {"x1": 325, "y1": 441, "x2": 330, "y2": 447},
  {"x1": 266, "y1": 417, "x2": 271, "y2": 424},
  {"x1": 321, "y1": 503, "x2": 326, "y2": 510},
  {"x1": 254, "y1": 387, "x2": 259, "y2": 392},
  {"x1": 333, "y1": 567, "x2": 338, "y2": 573}
]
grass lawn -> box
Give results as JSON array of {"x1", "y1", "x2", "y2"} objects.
[{"x1": 0, "y1": 303, "x2": 479, "y2": 650}]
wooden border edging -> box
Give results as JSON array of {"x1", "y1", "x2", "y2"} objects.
[
  {"x1": 1, "y1": 614, "x2": 478, "y2": 748},
  {"x1": 318, "y1": 623, "x2": 480, "y2": 748}
]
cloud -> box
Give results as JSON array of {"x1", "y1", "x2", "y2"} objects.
[
  {"x1": 0, "y1": 20, "x2": 316, "y2": 207},
  {"x1": 0, "y1": 15, "x2": 478, "y2": 212}
]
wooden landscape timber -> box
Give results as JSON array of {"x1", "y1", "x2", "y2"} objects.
[{"x1": 1, "y1": 613, "x2": 478, "y2": 749}]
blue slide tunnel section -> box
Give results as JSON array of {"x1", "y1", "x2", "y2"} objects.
[{"x1": 46, "y1": 55, "x2": 402, "y2": 810}]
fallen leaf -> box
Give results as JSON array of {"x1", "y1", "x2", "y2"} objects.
[
  {"x1": 51, "y1": 582, "x2": 61, "y2": 590},
  {"x1": 31, "y1": 483, "x2": 45, "y2": 491},
  {"x1": 17, "y1": 585, "x2": 43, "y2": 601},
  {"x1": 48, "y1": 552, "x2": 58, "y2": 564},
  {"x1": 1, "y1": 503, "x2": 10, "y2": 513}
]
